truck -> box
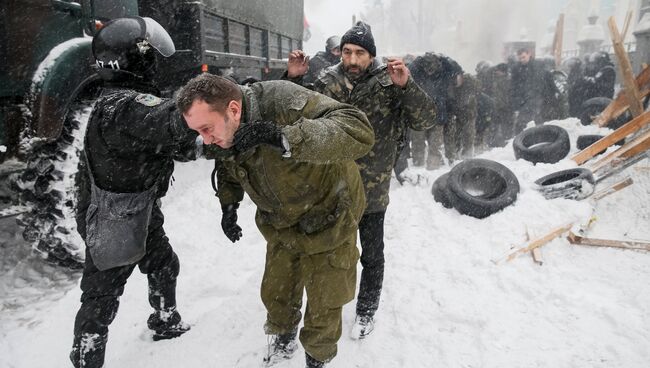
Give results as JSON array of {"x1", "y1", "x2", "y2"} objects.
[{"x1": 0, "y1": 0, "x2": 304, "y2": 268}]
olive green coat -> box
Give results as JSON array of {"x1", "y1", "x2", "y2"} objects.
[
  {"x1": 312, "y1": 60, "x2": 437, "y2": 213},
  {"x1": 205, "y1": 80, "x2": 374, "y2": 255}
]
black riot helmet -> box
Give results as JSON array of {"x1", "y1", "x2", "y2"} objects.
[
  {"x1": 588, "y1": 51, "x2": 613, "y2": 70},
  {"x1": 92, "y1": 17, "x2": 175, "y2": 80},
  {"x1": 325, "y1": 35, "x2": 341, "y2": 53},
  {"x1": 475, "y1": 60, "x2": 492, "y2": 75}
]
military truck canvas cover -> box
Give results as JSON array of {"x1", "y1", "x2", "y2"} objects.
[{"x1": 201, "y1": 0, "x2": 303, "y2": 41}]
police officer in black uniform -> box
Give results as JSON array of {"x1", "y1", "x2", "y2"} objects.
[
  {"x1": 302, "y1": 35, "x2": 342, "y2": 86},
  {"x1": 70, "y1": 17, "x2": 198, "y2": 368}
]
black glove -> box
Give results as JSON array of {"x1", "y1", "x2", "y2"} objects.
[
  {"x1": 221, "y1": 203, "x2": 242, "y2": 243},
  {"x1": 232, "y1": 121, "x2": 283, "y2": 153}
]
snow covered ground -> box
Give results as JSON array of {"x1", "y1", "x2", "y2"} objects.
[{"x1": 1, "y1": 118, "x2": 649, "y2": 368}]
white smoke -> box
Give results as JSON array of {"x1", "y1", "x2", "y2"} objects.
[{"x1": 304, "y1": 0, "x2": 636, "y2": 72}]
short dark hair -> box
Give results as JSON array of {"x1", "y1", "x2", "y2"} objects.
[
  {"x1": 516, "y1": 48, "x2": 531, "y2": 55},
  {"x1": 176, "y1": 73, "x2": 243, "y2": 114}
]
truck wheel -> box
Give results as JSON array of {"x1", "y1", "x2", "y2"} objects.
[
  {"x1": 446, "y1": 159, "x2": 520, "y2": 219},
  {"x1": 14, "y1": 101, "x2": 94, "y2": 269},
  {"x1": 534, "y1": 168, "x2": 595, "y2": 200},
  {"x1": 513, "y1": 125, "x2": 571, "y2": 164},
  {"x1": 431, "y1": 173, "x2": 453, "y2": 208}
]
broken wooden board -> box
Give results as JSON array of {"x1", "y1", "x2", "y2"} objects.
[
  {"x1": 568, "y1": 232, "x2": 650, "y2": 252},
  {"x1": 506, "y1": 224, "x2": 574, "y2": 262},
  {"x1": 552, "y1": 14, "x2": 564, "y2": 68},
  {"x1": 592, "y1": 65, "x2": 650, "y2": 127},
  {"x1": 502, "y1": 177, "x2": 634, "y2": 263},
  {"x1": 609, "y1": 16, "x2": 645, "y2": 117},
  {"x1": 572, "y1": 110, "x2": 650, "y2": 165},
  {"x1": 621, "y1": 10, "x2": 634, "y2": 40},
  {"x1": 593, "y1": 150, "x2": 648, "y2": 182},
  {"x1": 592, "y1": 177, "x2": 634, "y2": 200},
  {"x1": 531, "y1": 248, "x2": 544, "y2": 265},
  {"x1": 589, "y1": 128, "x2": 650, "y2": 173}
]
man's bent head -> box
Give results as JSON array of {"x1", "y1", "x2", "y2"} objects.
[{"x1": 177, "y1": 74, "x2": 243, "y2": 148}]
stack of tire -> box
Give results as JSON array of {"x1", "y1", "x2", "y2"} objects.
[{"x1": 431, "y1": 159, "x2": 520, "y2": 219}]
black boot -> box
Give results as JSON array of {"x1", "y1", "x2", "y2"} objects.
[
  {"x1": 147, "y1": 308, "x2": 190, "y2": 341},
  {"x1": 263, "y1": 331, "x2": 298, "y2": 366},
  {"x1": 70, "y1": 332, "x2": 108, "y2": 368},
  {"x1": 305, "y1": 352, "x2": 326, "y2": 368}
]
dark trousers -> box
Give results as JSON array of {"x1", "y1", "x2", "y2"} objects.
[
  {"x1": 71, "y1": 204, "x2": 179, "y2": 365},
  {"x1": 356, "y1": 211, "x2": 385, "y2": 317}
]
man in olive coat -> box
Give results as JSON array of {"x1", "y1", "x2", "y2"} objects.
[
  {"x1": 286, "y1": 21, "x2": 438, "y2": 339},
  {"x1": 177, "y1": 74, "x2": 374, "y2": 368}
]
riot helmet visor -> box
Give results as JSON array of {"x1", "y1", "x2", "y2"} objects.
[{"x1": 142, "y1": 17, "x2": 175, "y2": 57}]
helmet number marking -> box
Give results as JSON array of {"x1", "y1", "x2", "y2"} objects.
[{"x1": 95, "y1": 60, "x2": 121, "y2": 70}]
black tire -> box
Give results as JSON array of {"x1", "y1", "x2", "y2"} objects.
[
  {"x1": 608, "y1": 111, "x2": 632, "y2": 130},
  {"x1": 579, "y1": 97, "x2": 612, "y2": 126},
  {"x1": 14, "y1": 100, "x2": 95, "y2": 269},
  {"x1": 431, "y1": 173, "x2": 453, "y2": 208},
  {"x1": 534, "y1": 168, "x2": 595, "y2": 200},
  {"x1": 576, "y1": 134, "x2": 625, "y2": 154},
  {"x1": 446, "y1": 159, "x2": 520, "y2": 219},
  {"x1": 513, "y1": 125, "x2": 571, "y2": 164}
]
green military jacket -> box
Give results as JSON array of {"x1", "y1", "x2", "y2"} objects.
[
  {"x1": 206, "y1": 80, "x2": 374, "y2": 254},
  {"x1": 312, "y1": 60, "x2": 437, "y2": 213}
]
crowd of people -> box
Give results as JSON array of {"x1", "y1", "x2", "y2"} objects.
[{"x1": 69, "y1": 15, "x2": 618, "y2": 368}]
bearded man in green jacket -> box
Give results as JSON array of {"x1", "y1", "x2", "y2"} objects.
[
  {"x1": 177, "y1": 74, "x2": 374, "y2": 368},
  {"x1": 286, "y1": 21, "x2": 439, "y2": 340}
]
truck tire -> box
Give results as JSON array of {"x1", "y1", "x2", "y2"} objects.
[
  {"x1": 446, "y1": 159, "x2": 520, "y2": 219},
  {"x1": 534, "y1": 168, "x2": 595, "y2": 200},
  {"x1": 513, "y1": 125, "x2": 571, "y2": 164},
  {"x1": 579, "y1": 97, "x2": 612, "y2": 125},
  {"x1": 14, "y1": 101, "x2": 94, "y2": 269},
  {"x1": 431, "y1": 173, "x2": 453, "y2": 208}
]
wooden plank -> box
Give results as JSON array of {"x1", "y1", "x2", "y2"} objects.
[
  {"x1": 589, "y1": 129, "x2": 650, "y2": 172},
  {"x1": 608, "y1": 16, "x2": 644, "y2": 117},
  {"x1": 621, "y1": 10, "x2": 633, "y2": 40},
  {"x1": 568, "y1": 233, "x2": 650, "y2": 251},
  {"x1": 602, "y1": 86, "x2": 650, "y2": 127},
  {"x1": 572, "y1": 110, "x2": 650, "y2": 165},
  {"x1": 592, "y1": 177, "x2": 633, "y2": 200},
  {"x1": 506, "y1": 224, "x2": 574, "y2": 262},
  {"x1": 553, "y1": 14, "x2": 565, "y2": 68},
  {"x1": 593, "y1": 149, "x2": 649, "y2": 182},
  {"x1": 594, "y1": 66, "x2": 650, "y2": 127},
  {"x1": 531, "y1": 248, "x2": 544, "y2": 265}
]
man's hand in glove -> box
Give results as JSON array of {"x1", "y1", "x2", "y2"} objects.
[
  {"x1": 232, "y1": 121, "x2": 283, "y2": 153},
  {"x1": 221, "y1": 203, "x2": 242, "y2": 243}
]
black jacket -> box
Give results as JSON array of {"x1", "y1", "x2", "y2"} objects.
[
  {"x1": 409, "y1": 53, "x2": 463, "y2": 125},
  {"x1": 83, "y1": 80, "x2": 197, "y2": 196},
  {"x1": 510, "y1": 59, "x2": 555, "y2": 110}
]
